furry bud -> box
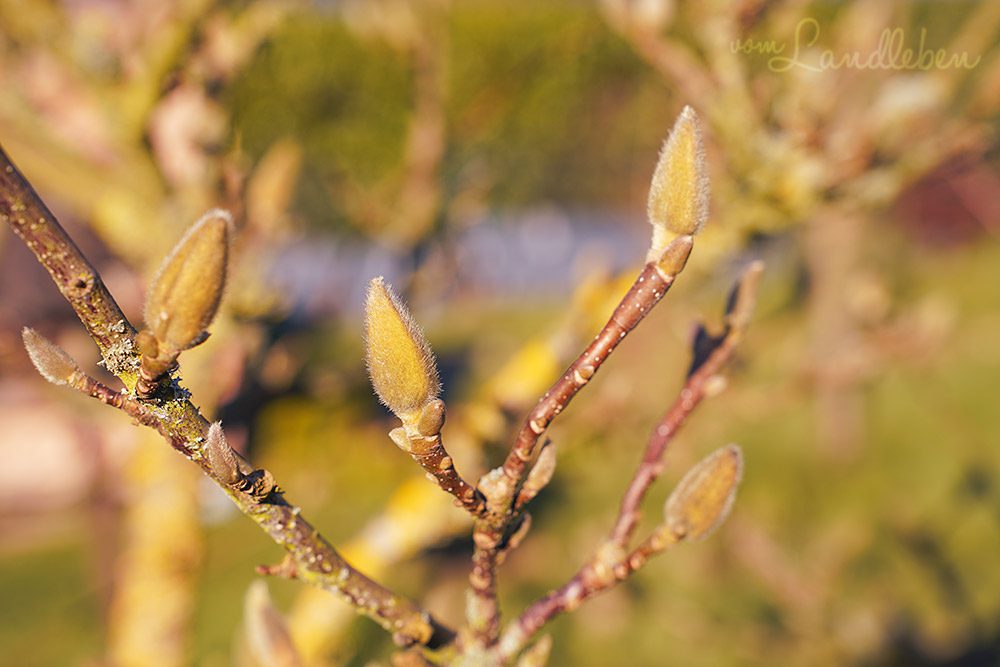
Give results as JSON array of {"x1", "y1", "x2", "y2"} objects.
[
  {"x1": 664, "y1": 445, "x2": 743, "y2": 541},
  {"x1": 22, "y1": 327, "x2": 83, "y2": 386},
  {"x1": 647, "y1": 106, "x2": 709, "y2": 261},
  {"x1": 364, "y1": 277, "x2": 440, "y2": 421},
  {"x1": 144, "y1": 209, "x2": 231, "y2": 352}
]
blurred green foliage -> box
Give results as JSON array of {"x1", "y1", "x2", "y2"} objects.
[{"x1": 228, "y1": 1, "x2": 669, "y2": 233}]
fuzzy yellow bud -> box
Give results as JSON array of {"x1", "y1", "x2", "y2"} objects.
[
  {"x1": 647, "y1": 105, "x2": 709, "y2": 261},
  {"x1": 22, "y1": 327, "x2": 83, "y2": 386},
  {"x1": 144, "y1": 209, "x2": 231, "y2": 352},
  {"x1": 664, "y1": 444, "x2": 743, "y2": 542},
  {"x1": 364, "y1": 277, "x2": 440, "y2": 421}
]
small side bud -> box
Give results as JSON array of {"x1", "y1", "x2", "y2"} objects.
[
  {"x1": 516, "y1": 634, "x2": 552, "y2": 667},
  {"x1": 388, "y1": 426, "x2": 413, "y2": 453},
  {"x1": 664, "y1": 444, "x2": 743, "y2": 542},
  {"x1": 647, "y1": 105, "x2": 709, "y2": 261},
  {"x1": 654, "y1": 234, "x2": 694, "y2": 278},
  {"x1": 724, "y1": 260, "x2": 765, "y2": 334},
  {"x1": 134, "y1": 329, "x2": 159, "y2": 358},
  {"x1": 22, "y1": 328, "x2": 83, "y2": 386},
  {"x1": 415, "y1": 398, "x2": 446, "y2": 437},
  {"x1": 364, "y1": 277, "x2": 440, "y2": 422},
  {"x1": 519, "y1": 442, "x2": 557, "y2": 506},
  {"x1": 205, "y1": 421, "x2": 243, "y2": 486},
  {"x1": 144, "y1": 209, "x2": 231, "y2": 352}
]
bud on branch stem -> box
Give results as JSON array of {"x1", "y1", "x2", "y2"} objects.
[
  {"x1": 365, "y1": 278, "x2": 483, "y2": 515},
  {"x1": 138, "y1": 210, "x2": 232, "y2": 398},
  {"x1": 6, "y1": 100, "x2": 759, "y2": 665}
]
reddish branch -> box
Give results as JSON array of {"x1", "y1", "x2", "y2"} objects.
[
  {"x1": 467, "y1": 239, "x2": 692, "y2": 647},
  {"x1": 609, "y1": 262, "x2": 762, "y2": 546},
  {"x1": 389, "y1": 401, "x2": 485, "y2": 515},
  {"x1": 496, "y1": 527, "x2": 680, "y2": 662},
  {"x1": 500, "y1": 261, "x2": 677, "y2": 491},
  {"x1": 493, "y1": 262, "x2": 763, "y2": 660}
]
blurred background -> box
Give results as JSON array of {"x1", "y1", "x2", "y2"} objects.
[{"x1": 1, "y1": 1, "x2": 998, "y2": 665}]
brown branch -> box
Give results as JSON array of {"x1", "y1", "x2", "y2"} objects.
[
  {"x1": 495, "y1": 527, "x2": 681, "y2": 663},
  {"x1": 466, "y1": 239, "x2": 692, "y2": 648},
  {"x1": 608, "y1": 261, "x2": 763, "y2": 547},
  {"x1": 389, "y1": 401, "x2": 485, "y2": 515},
  {"x1": 1, "y1": 147, "x2": 136, "y2": 358},
  {"x1": 493, "y1": 263, "x2": 763, "y2": 661},
  {"x1": 500, "y1": 260, "x2": 679, "y2": 493},
  {"x1": 408, "y1": 435, "x2": 484, "y2": 514},
  {"x1": 2, "y1": 144, "x2": 454, "y2": 650}
]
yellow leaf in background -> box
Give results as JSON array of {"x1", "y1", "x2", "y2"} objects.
[{"x1": 488, "y1": 339, "x2": 560, "y2": 409}]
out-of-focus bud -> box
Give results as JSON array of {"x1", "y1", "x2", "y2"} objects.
[
  {"x1": 243, "y1": 581, "x2": 302, "y2": 667},
  {"x1": 516, "y1": 634, "x2": 553, "y2": 667},
  {"x1": 663, "y1": 444, "x2": 743, "y2": 541},
  {"x1": 647, "y1": 106, "x2": 709, "y2": 261},
  {"x1": 632, "y1": 0, "x2": 675, "y2": 34},
  {"x1": 364, "y1": 277, "x2": 440, "y2": 422},
  {"x1": 22, "y1": 327, "x2": 83, "y2": 386},
  {"x1": 725, "y1": 261, "x2": 765, "y2": 334},
  {"x1": 144, "y1": 209, "x2": 231, "y2": 352}
]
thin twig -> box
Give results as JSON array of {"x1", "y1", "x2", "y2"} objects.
[
  {"x1": 495, "y1": 527, "x2": 681, "y2": 662},
  {"x1": 1, "y1": 148, "x2": 136, "y2": 357},
  {"x1": 390, "y1": 402, "x2": 485, "y2": 515},
  {"x1": 501, "y1": 261, "x2": 678, "y2": 494},
  {"x1": 608, "y1": 262, "x2": 762, "y2": 547},
  {"x1": 493, "y1": 262, "x2": 763, "y2": 662},
  {"x1": 1, "y1": 144, "x2": 454, "y2": 649},
  {"x1": 467, "y1": 250, "x2": 688, "y2": 647}
]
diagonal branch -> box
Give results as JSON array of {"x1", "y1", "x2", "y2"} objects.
[
  {"x1": 465, "y1": 237, "x2": 693, "y2": 647},
  {"x1": 609, "y1": 261, "x2": 763, "y2": 547},
  {"x1": 495, "y1": 526, "x2": 682, "y2": 663},
  {"x1": 2, "y1": 144, "x2": 454, "y2": 649},
  {"x1": 1, "y1": 147, "x2": 136, "y2": 358},
  {"x1": 493, "y1": 264, "x2": 762, "y2": 662}
]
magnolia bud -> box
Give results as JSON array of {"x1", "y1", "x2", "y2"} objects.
[
  {"x1": 364, "y1": 277, "x2": 440, "y2": 421},
  {"x1": 144, "y1": 209, "x2": 231, "y2": 352},
  {"x1": 520, "y1": 443, "x2": 557, "y2": 506},
  {"x1": 22, "y1": 327, "x2": 83, "y2": 386},
  {"x1": 205, "y1": 421, "x2": 242, "y2": 486},
  {"x1": 647, "y1": 106, "x2": 709, "y2": 261},
  {"x1": 664, "y1": 445, "x2": 743, "y2": 541},
  {"x1": 654, "y1": 234, "x2": 694, "y2": 278}
]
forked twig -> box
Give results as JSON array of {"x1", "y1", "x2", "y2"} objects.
[{"x1": 2, "y1": 145, "x2": 453, "y2": 649}]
